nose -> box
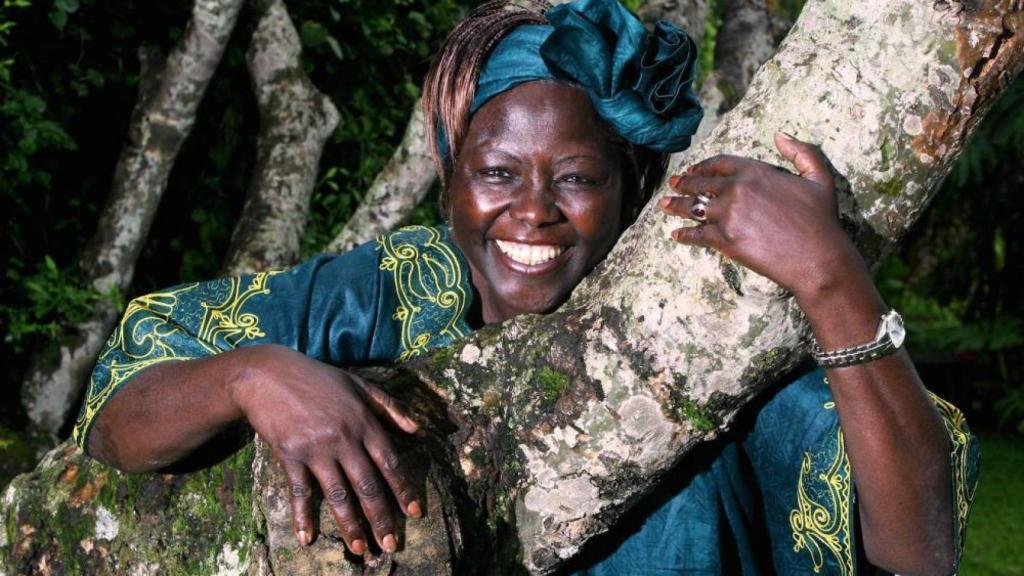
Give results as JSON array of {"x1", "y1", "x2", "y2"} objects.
[{"x1": 508, "y1": 177, "x2": 562, "y2": 227}]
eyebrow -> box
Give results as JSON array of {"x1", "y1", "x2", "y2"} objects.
[
  {"x1": 554, "y1": 154, "x2": 603, "y2": 166},
  {"x1": 473, "y1": 141, "x2": 607, "y2": 165}
]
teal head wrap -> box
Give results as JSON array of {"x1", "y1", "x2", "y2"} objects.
[{"x1": 468, "y1": 0, "x2": 702, "y2": 154}]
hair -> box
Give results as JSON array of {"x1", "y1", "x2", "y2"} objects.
[{"x1": 421, "y1": 0, "x2": 667, "y2": 220}]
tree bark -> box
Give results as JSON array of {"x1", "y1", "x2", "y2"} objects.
[
  {"x1": 637, "y1": 0, "x2": 710, "y2": 49},
  {"x1": 19, "y1": 0, "x2": 246, "y2": 437},
  {"x1": 693, "y1": 0, "x2": 783, "y2": 144},
  {"x1": 3, "y1": 0, "x2": 1021, "y2": 574},
  {"x1": 222, "y1": 0, "x2": 340, "y2": 276}
]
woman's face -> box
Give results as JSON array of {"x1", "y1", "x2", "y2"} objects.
[{"x1": 449, "y1": 80, "x2": 625, "y2": 324}]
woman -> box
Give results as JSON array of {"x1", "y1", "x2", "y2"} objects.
[{"x1": 74, "y1": 0, "x2": 977, "y2": 574}]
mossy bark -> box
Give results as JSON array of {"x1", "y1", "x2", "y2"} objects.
[
  {"x1": 4, "y1": 0, "x2": 1022, "y2": 574},
  {"x1": 2, "y1": 442, "x2": 256, "y2": 576}
]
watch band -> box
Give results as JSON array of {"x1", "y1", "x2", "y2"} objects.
[{"x1": 812, "y1": 310, "x2": 905, "y2": 369}]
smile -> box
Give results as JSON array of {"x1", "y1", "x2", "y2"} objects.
[{"x1": 494, "y1": 239, "x2": 566, "y2": 267}]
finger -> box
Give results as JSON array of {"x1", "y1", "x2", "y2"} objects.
[
  {"x1": 685, "y1": 154, "x2": 747, "y2": 177},
  {"x1": 774, "y1": 132, "x2": 833, "y2": 188},
  {"x1": 339, "y1": 448, "x2": 399, "y2": 553},
  {"x1": 364, "y1": 425, "x2": 422, "y2": 519},
  {"x1": 308, "y1": 460, "x2": 368, "y2": 556},
  {"x1": 658, "y1": 195, "x2": 722, "y2": 223},
  {"x1": 671, "y1": 224, "x2": 726, "y2": 251},
  {"x1": 668, "y1": 175, "x2": 725, "y2": 199},
  {"x1": 351, "y1": 374, "x2": 420, "y2": 434},
  {"x1": 279, "y1": 458, "x2": 315, "y2": 546}
]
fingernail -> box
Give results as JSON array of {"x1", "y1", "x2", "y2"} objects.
[
  {"x1": 297, "y1": 530, "x2": 310, "y2": 546},
  {"x1": 408, "y1": 500, "x2": 422, "y2": 518},
  {"x1": 382, "y1": 534, "x2": 398, "y2": 553},
  {"x1": 779, "y1": 131, "x2": 796, "y2": 141},
  {"x1": 350, "y1": 539, "x2": 366, "y2": 555},
  {"x1": 668, "y1": 174, "x2": 681, "y2": 187},
  {"x1": 659, "y1": 197, "x2": 671, "y2": 208}
]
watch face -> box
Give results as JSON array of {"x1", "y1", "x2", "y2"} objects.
[{"x1": 886, "y1": 312, "x2": 906, "y2": 348}]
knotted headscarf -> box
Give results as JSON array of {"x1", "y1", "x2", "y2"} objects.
[{"x1": 469, "y1": 0, "x2": 702, "y2": 154}]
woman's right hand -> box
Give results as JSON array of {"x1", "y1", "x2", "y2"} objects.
[{"x1": 229, "y1": 344, "x2": 422, "y2": 555}]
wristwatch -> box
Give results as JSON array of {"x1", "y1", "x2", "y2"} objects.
[{"x1": 811, "y1": 310, "x2": 906, "y2": 368}]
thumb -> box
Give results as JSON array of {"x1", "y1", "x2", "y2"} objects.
[
  {"x1": 351, "y1": 375, "x2": 420, "y2": 434},
  {"x1": 774, "y1": 132, "x2": 833, "y2": 189}
]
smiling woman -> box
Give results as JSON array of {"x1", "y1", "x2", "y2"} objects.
[
  {"x1": 71, "y1": 0, "x2": 978, "y2": 574},
  {"x1": 449, "y1": 81, "x2": 626, "y2": 323}
]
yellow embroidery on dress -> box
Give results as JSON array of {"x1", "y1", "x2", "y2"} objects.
[
  {"x1": 198, "y1": 272, "x2": 275, "y2": 345},
  {"x1": 378, "y1": 226, "x2": 468, "y2": 361},
  {"x1": 73, "y1": 273, "x2": 279, "y2": 447},
  {"x1": 928, "y1": 391, "x2": 977, "y2": 552},
  {"x1": 790, "y1": 429, "x2": 854, "y2": 576}
]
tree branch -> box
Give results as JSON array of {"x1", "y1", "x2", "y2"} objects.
[
  {"x1": 19, "y1": 0, "x2": 245, "y2": 435},
  {"x1": 222, "y1": 0, "x2": 340, "y2": 275}
]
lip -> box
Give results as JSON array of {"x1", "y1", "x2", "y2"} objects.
[{"x1": 490, "y1": 239, "x2": 573, "y2": 276}]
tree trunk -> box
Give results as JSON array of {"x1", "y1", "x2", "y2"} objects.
[
  {"x1": 222, "y1": 0, "x2": 340, "y2": 276},
  {"x1": 18, "y1": 0, "x2": 246, "y2": 438},
  {"x1": 693, "y1": 0, "x2": 783, "y2": 143},
  {"x1": 3, "y1": 0, "x2": 1021, "y2": 574},
  {"x1": 637, "y1": 0, "x2": 709, "y2": 49}
]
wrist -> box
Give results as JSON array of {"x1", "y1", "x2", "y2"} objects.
[
  {"x1": 222, "y1": 344, "x2": 283, "y2": 419},
  {"x1": 792, "y1": 239, "x2": 870, "y2": 311},
  {"x1": 791, "y1": 251, "x2": 890, "y2": 352}
]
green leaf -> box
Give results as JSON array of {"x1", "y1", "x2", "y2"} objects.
[
  {"x1": 55, "y1": 0, "x2": 79, "y2": 13},
  {"x1": 325, "y1": 35, "x2": 343, "y2": 61},
  {"x1": 300, "y1": 20, "x2": 328, "y2": 47},
  {"x1": 48, "y1": 9, "x2": 67, "y2": 31}
]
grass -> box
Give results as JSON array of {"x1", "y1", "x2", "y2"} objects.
[{"x1": 961, "y1": 434, "x2": 1024, "y2": 576}]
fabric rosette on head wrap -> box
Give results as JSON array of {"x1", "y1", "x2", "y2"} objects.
[
  {"x1": 437, "y1": 0, "x2": 703, "y2": 170},
  {"x1": 473, "y1": 0, "x2": 702, "y2": 153}
]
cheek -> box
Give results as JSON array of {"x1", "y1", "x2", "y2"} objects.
[
  {"x1": 572, "y1": 192, "x2": 625, "y2": 246},
  {"x1": 448, "y1": 184, "x2": 503, "y2": 243}
]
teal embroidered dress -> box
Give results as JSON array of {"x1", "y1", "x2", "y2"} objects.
[{"x1": 74, "y1": 225, "x2": 980, "y2": 575}]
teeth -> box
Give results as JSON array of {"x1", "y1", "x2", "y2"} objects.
[{"x1": 495, "y1": 240, "x2": 566, "y2": 266}]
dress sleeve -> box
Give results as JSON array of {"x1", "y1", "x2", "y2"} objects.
[
  {"x1": 73, "y1": 225, "x2": 477, "y2": 454},
  {"x1": 72, "y1": 242, "x2": 389, "y2": 453},
  {"x1": 741, "y1": 370, "x2": 981, "y2": 576}
]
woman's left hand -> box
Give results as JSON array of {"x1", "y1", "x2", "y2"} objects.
[{"x1": 659, "y1": 133, "x2": 862, "y2": 297}]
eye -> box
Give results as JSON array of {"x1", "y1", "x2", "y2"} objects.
[
  {"x1": 558, "y1": 173, "x2": 598, "y2": 186},
  {"x1": 478, "y1": 167, "x2": 513, "y2": 181}
]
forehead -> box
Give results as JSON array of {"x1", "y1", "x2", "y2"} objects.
[{"x1": 462, "y1": 80, "x2": 618, "y2": 157}]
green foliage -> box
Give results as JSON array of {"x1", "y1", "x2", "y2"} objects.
[
  {"x1": 295, "y1": 0, "x2": 469, "y2": 255},
  {"x1": 0, "y1": 424, "x2": 35, "y2": 488},
  {"x1": 960, "y1": 434, "x2": 1024, "y2": 574},
  {"x1": 877, "y1": 76, "x2": 1024, "y2": 433},
  {"x1": 0, "y1": 88, "x2": 77, "y2": 195},
  {"x1": 1, "y1": 256, "x2": 102, "y2": 354},
  {"x1": 698, "y1": 0, "x2": 720, "y2": 87}
]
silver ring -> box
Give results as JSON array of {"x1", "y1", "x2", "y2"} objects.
[{"x1": 691, "y1": 193, "x2": 711, "y2": 223}]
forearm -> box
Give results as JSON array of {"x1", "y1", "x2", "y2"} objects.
[
  {"x1": 796, "y1": 255, "x2": 954, "y2": 575},
  {"x1": 88, "y1": 346, "x2": 257, "y2": 472}
]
